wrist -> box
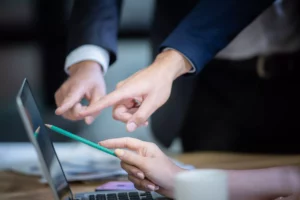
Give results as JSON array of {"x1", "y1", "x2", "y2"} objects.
[
  {"x1": 280, "y1": 166, "x2": 300, "y2": 195},
  {"x1": 69, "y1": 61, "x2": 103, "y2": 76},
  {"x1": 228, "y1": 166, "x2": 300, "y2": 199},
  {"x1": 168, "y1": 166, "x2": 188, "y2": 198},
  {"x1": 153, "y1": 49, "x2": 192, "y2": 81}
]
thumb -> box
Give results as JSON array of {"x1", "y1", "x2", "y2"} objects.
[
  {"x1": 85, "y1": 88, "x2": 104, "y2": 124},
  {"x1": 126, "y1": 95, "x2": 159, "y2": 132},
  {"x1": 115, "y1": 149, "x2": 145, "y2": 168}
]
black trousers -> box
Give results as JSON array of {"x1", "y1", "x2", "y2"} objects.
[{"x1": 151, "y1": 52, "x2": 300, "y2": 154}]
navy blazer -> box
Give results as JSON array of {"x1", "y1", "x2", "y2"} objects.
[
  {"x1": 67, "y1": 0, "x2": 274, "y2": 73},
  {"x1": 67, "y1": 0, "x2": 122, "y2": 66}
]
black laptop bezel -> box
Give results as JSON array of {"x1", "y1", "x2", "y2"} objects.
[{"x1": 16, "y1": 78, "x2": 73, "y2": 200}]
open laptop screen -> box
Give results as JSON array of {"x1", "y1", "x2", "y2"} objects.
[{"x1": 17, "y1": 79, "x2": 72, "y2": 200}]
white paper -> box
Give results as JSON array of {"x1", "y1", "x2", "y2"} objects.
[{"x1": 0, "y1": 142, "x2": 194, "y2": 183}]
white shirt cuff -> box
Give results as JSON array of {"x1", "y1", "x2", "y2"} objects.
[
  {"x1": 163, "y1": 47, "x2": 196, "y2": 74},
  {"x1": 64, "y1": 44, "x2": 110, "y2": 75}
]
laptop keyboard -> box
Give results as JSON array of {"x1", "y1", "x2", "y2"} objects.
[{"x1": 88, "y1": 192, "x2": 154, "y2": 200}]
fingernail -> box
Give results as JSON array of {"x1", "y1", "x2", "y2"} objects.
[
  {"x1": 127, "y1": 122, "x2": 137, "y2": 132},
  {"x1": 115, "y1": 149, "x2": 124, "y2": 157},
  {"x1": 155, "y1": 186, "x2": 159, "y2": 190},
  {"x1": 137, "y1": 172, "x2": 144, "y2": 179},
  {"x1": 143, "y1": 121, "x2": 149, "y2": 127},
  {"x1": 85, "y1": 116, "x2": 94, "y2": 125},
  {"x1": 147, "y1": 185, "x2": 155, "y2": 191}
]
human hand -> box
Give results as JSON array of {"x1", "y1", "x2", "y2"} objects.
[
  {"x1": 99, "y1": 137, "x2": 186, "y2": 198},
  {"x1": 79, "y1": 49, "x2": 192, "y2": 132},
  {"x1": 55, "y1": 61, "x2": 106, "y2": 124}
]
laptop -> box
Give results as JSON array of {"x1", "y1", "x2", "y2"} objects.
[{"x1": 16, "y1": 78, "x2": 168, "y2": 200}]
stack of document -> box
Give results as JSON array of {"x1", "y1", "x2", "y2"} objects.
[{"x1": 0, "y1": 142, "x2": 194, "y2": 183}]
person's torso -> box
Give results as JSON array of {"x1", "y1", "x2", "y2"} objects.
[
  {"x1": 216, "y1": 0, "x2": 300, "y2": 59},
  {"x1": 151, "y1": 0, "x2": 300, "y2": 59}
]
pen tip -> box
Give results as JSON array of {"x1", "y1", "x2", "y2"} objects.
[
  {"x1": 35, "y1": 126, "x2": 40, "y2": 134},
  {"x1": 45, "y1": 124, "x2": 51, "y2": 128}
]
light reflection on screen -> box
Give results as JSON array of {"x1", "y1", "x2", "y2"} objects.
[{"x1": 20, "y1": 81, "x2": 72, "y2": 200}]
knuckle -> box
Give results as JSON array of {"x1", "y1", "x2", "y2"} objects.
[
  {"x1": 73, "y1": 113, "x2": 81, "y2": 120},
  {"x1": 116, "y1": 81, "x2": 124, "y2": 89},
  {"x1": 134, "y1": 114, "x2": 146, "y2": 124},
  {"x1": 134, "y1": 181, "x2": 143, "y2": 189},
  {"x1": 68, "y1": 116, "x2": 77, "y2": 121},
  {"x1": 54, "y1": 97, "x2": 60, "y2": 106},
  {"x1": 127, "y1": 169, "x2": 138, "y2": 176},
  {"x1": 128, "y1": 175, "x2": 136, "y2": 183},
  {"x1": 143, "y1": 142, "x2": 159, "y2": 153},
  {"x1": 152, "y1": 101, "x2": 161, "y2": 109},
  {"x1": 61, "y1": 83, "x2": 69, "y2": 92},
  {"x1": 141, "y1": 180, "x2": 149, "y2": 187},
  {"x1": 63, "y1": 111, "x2": 79, "y2": 121},
  {"x1": 112, "y1": 112, "x2": 119, "y2": 120},
  {"x1": 133, "y1": 184, "x2": 142, "y2": 191},
  {"x1": 128, "y1": 176, "x2": 133, "y2": 182},
  {"x1": 120, "y1": 161, "x2": 126, "y2": 169},
  {"x1": 66, "y1": 92, "x2": 73, "y2": 98},
  {"x1": 62, "y1": 114, "x2": 72, "y2": 121},
  {"x1": 129, "y1": 167, "x2": 138, "y2": 175},
  {"x1": 149, "y1": 142, "x2": 158, "y2": 149},
  {"x1": 151, "y1": 143, "x2": 158, "y2": 149},
  {"x1": 54, "y1": 91, "x2": 60, "y2": 98},
  {"x1": 124, "y1": 137, "x2": 131, "y2": 148}
]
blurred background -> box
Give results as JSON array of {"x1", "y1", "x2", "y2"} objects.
[
  {"x1": 0, "y1": 0, "x2": 182, "y2": 152},
  {"x1": 1, "y1": 0, "x2": 300, "y2": 156}
]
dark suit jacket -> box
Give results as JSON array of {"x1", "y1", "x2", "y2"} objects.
[
  {"x1": 67, "y1": 0, "x2": 274, "y2": 73},
  {"x1": 67, "y1": 0, "x2": 122, "y2": 66},
  {"x1": 67, "y1": 0, "x2": 274, "y2": 147}
]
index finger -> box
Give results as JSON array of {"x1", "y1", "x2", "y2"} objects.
[
  {"x1": 79, "y1": 88, "x2": 132, "y2": 117},
  {"x1": 99, "y1": 137, "x2": 146, "y2": 151}
]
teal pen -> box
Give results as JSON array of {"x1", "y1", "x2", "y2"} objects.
[
  {"x1": 34, "y1": 126, "x2": 40, "y2": 137},
  {"x1": 44, "y1": 124, "x2": 116, "y2": 157}
]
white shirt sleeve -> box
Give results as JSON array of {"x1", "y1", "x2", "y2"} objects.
[
  {"x1": 64, "y1": 44, "x2": 110, "y2": 75},
  {"x1": 163, "y1": 47, "x2": 196, "y2": 73}
]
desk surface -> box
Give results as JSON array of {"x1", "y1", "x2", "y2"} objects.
[{"x1": 1, "y1": 152, "x2": 300, "y2": 200}]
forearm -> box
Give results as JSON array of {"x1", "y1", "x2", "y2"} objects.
[
  {"x1": 227, "y1": 166, "x2": 300, "y2": 200},
  {"x1": 160, "y1": 0, "x2": 275, "y2": 74}
]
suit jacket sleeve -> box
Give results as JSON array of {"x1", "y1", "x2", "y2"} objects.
[
  {"x1": 67, "y1": 0, "x2": 122, "y2": 66},
  {"x1": 160, "y1": 0, "x2": 275, "y2": 74}
]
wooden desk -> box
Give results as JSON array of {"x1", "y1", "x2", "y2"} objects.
[{"x1": 1, "y1": 152, "x2": 300, "y2": 200}]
